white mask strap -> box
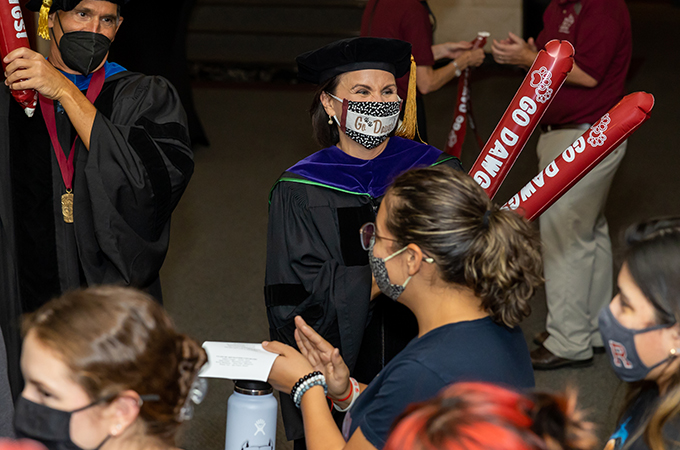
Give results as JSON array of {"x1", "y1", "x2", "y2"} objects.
[{"x1": 384, "y1": 246, "x2": 408, "y2": 262}]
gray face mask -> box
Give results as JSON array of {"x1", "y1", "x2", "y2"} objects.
[
  {"x1": 368, "y1": 242, "x2": 411, "y2": 301},
  {"x1": 598, "y1": 305, "x2": 675, "y2": 382}
]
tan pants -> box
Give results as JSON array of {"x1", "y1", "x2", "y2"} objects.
[{"x1": 537, "y1": 127, "x2": 627, "y2": 360}]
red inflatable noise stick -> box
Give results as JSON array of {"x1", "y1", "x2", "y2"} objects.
[
  {"x1": 444, "y1": 31, "x2": 489, "y2": 158},
  {"x1": 0, "y1": 439, "x2": 48, "y2": 450},
  {"x1": 501, "y1": 92, "x2": 655, "y2": 222},
  {"x1": 469, "y1": 39, "x2": 574, "y2": 199},
  {"x1": 0, "y1": 0, "x2": 37, "y2": 117}
]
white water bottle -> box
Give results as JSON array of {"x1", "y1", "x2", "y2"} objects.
[{"x1": 225, "y1": 380, "x2": 277, "y2": 450}]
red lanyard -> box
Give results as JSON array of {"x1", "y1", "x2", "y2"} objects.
[{"x1": 39, "y1": 67, "x2": 106, "y2": 191}]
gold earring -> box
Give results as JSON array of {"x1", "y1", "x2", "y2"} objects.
[{"x1": 328, "y1": 117, "x2": 334, "y2": 125}]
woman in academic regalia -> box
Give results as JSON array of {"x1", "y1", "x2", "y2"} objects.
[{"x1": 263, "y1": 37, "x2": 462, "y2": 447}]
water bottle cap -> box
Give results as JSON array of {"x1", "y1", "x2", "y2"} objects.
[{"x1": 234, "y1": 380, "x2": 274, "y2": 395}]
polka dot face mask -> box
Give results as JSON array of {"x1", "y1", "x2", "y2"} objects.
[{"x1": 328, "y1": 93, "x2": 401, "y2": 149}]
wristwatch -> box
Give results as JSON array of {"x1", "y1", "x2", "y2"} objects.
[{"x1": 451, "y1": 60, "x2": 462, "y2": 78}]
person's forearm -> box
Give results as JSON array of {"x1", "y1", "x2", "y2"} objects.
[
  {"x1": 58, "y1": 82, "x2": 97, "y2": 150},
  {"x1": 416, "y1": 63, "x2": 458, "y2": 95},
  {"x1": 431, "y1": 43, "x2": 448, "y2": 61},
  {"x1": 565, "y1": 62, "x2": 598, "y2": 87},
  {"x1": 514, "y1": 50, "x2": 596, "y2": 87},
  {"x1": 519, "y1": 49, "x2": 537, "y2": 69},
  {"x1": 301, "y1": 386, "x2": 347, "y2": 450}
]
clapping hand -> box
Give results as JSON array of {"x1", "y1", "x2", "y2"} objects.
[
  {"x1": 467, "y1": 48, "x2": 486, "y2": 68},
  {"x1": 492, "y1": 32, "x2": 537, "y2": 68},
  {"x1": 294, "y1": 316, "x2": 351, "y2": 400},
  {"x1": 432, "y1": 41, "x2": 473, "y2": 60}
]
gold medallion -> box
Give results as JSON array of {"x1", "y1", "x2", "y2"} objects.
[{"x1": 61, "y1": 190, "x2": 74, "y2": 223}]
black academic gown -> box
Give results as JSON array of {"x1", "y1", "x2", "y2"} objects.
[
  {"x1": 0, "y1": 326, "x2": 13, "y2": 437},
  {"x1": 264, "y1": 137, "x2": 461, "y2": 443},
  {"x1": 0, "y1": 67, "x2": 193, "y2": 397}
]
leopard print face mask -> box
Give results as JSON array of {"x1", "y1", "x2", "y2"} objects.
[
  {"x1": 368, "y1": 241, "x2": 411, "y2": 301},
  {"x1": 328, "y1": 93, "x2": 401, "y2": 149}
]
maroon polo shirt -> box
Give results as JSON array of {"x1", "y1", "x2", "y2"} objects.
[
  {"x1": 535, "y1": 0, "x2": 631, "y2": 125},
  {"x1": 361, "y1": 0, "x2": 435, "y2": 99}
]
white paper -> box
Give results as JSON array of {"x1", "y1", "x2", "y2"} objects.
[{"x1": 200, "y1": 342, "x2": 279, "y2": 382}]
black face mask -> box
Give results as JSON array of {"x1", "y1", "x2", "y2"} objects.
[
  {"x1": 14, "y1": 396, "x2": 110, "y2": 450},
  {"x1": 54, "y1": 13, "x2": 112, "y2": 75}
]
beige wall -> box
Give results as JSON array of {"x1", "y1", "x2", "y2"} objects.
[
  {"x1": 429, "y1": 0, "x2": 522, "y2": 51},
  {"x1": 25, "y1": 11, "x2": 51, "y2": 57}
]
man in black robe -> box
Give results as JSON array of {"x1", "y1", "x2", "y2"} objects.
[{"x1": 0, "y1": 0, "x2": 193, "y2": 396}]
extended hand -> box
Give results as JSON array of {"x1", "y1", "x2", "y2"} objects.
[
  {"x1": 262, "y1": 340, "x2": 314, "y2": 394},
  {"x1": 432, "y1": 41, "x2": 473, "y2": 60},
  {"x1": 491, "y1": 32, "x2": 537, "y2": 68},
  {"x1": 4, "y1": 47, "x2": 75, "y2": 101},
  {"x1": 294, "y1": 316, "x2": 351, "y2": 400},
  {"x1": 467, "y1": 48, "x2": 486, "y2": 68},
  {"x1": 452, "y1": 48, "x2": 486, "y2": 73}
]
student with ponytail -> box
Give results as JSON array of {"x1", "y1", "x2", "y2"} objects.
[
  {"x1": 265, "y1": 165, "x2": 543, "y2": 450},
  {"x1": 385, "y1": 382, "x2": 596, "y2": 450},
  {"x1": 599, "y1": 218, "x2": 680, "y2": 450},
  {"x1": 13, "y1": 286, "x2": 207, "y2": 450}
]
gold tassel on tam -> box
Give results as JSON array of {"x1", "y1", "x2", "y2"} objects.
[
  {"x1": 395, "y1": 55, "x2": 425, "y2": 143},
  {"x1": 38, "y1": 0, "x2": 53, "y2": 40}
]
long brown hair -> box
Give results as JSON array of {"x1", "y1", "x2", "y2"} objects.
[
  {"x1": 310, "y1": 76, "x2": 341, "y2": 148},
  {"x1": 384, "y1": 165, "x2": 543, "y2": 327},
  {"x1": 23, "y1": 286, "x2": 207, "y2": 446},
  {"x1": 617, "y1": 218, "x2": 680, "y2": 450}
]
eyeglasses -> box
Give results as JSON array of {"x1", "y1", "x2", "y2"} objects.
[
  {"x1": 359, "y1": 222, "x2": 398, "y2": 251},
  {"x1": 359, "y1": 222, "x2": 435, "y2": 263}
]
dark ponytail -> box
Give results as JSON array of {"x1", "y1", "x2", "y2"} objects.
[
  {"x1": 529, "y1": 390, "x2": 596, "y2": 450},
  {"x1": 385, "y1": 165, "x2": 543, "y2": 327}
]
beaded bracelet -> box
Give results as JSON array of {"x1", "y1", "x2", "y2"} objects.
[
  {"x1": 291, "y1": 371, "x2": 328, "y2": 409},
  {"x1": 292, "y1": 372, "x2": 327, "y2": 408},
  {"x1": 293, "y1": 376, "x2": 327, "y2": 408}
]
